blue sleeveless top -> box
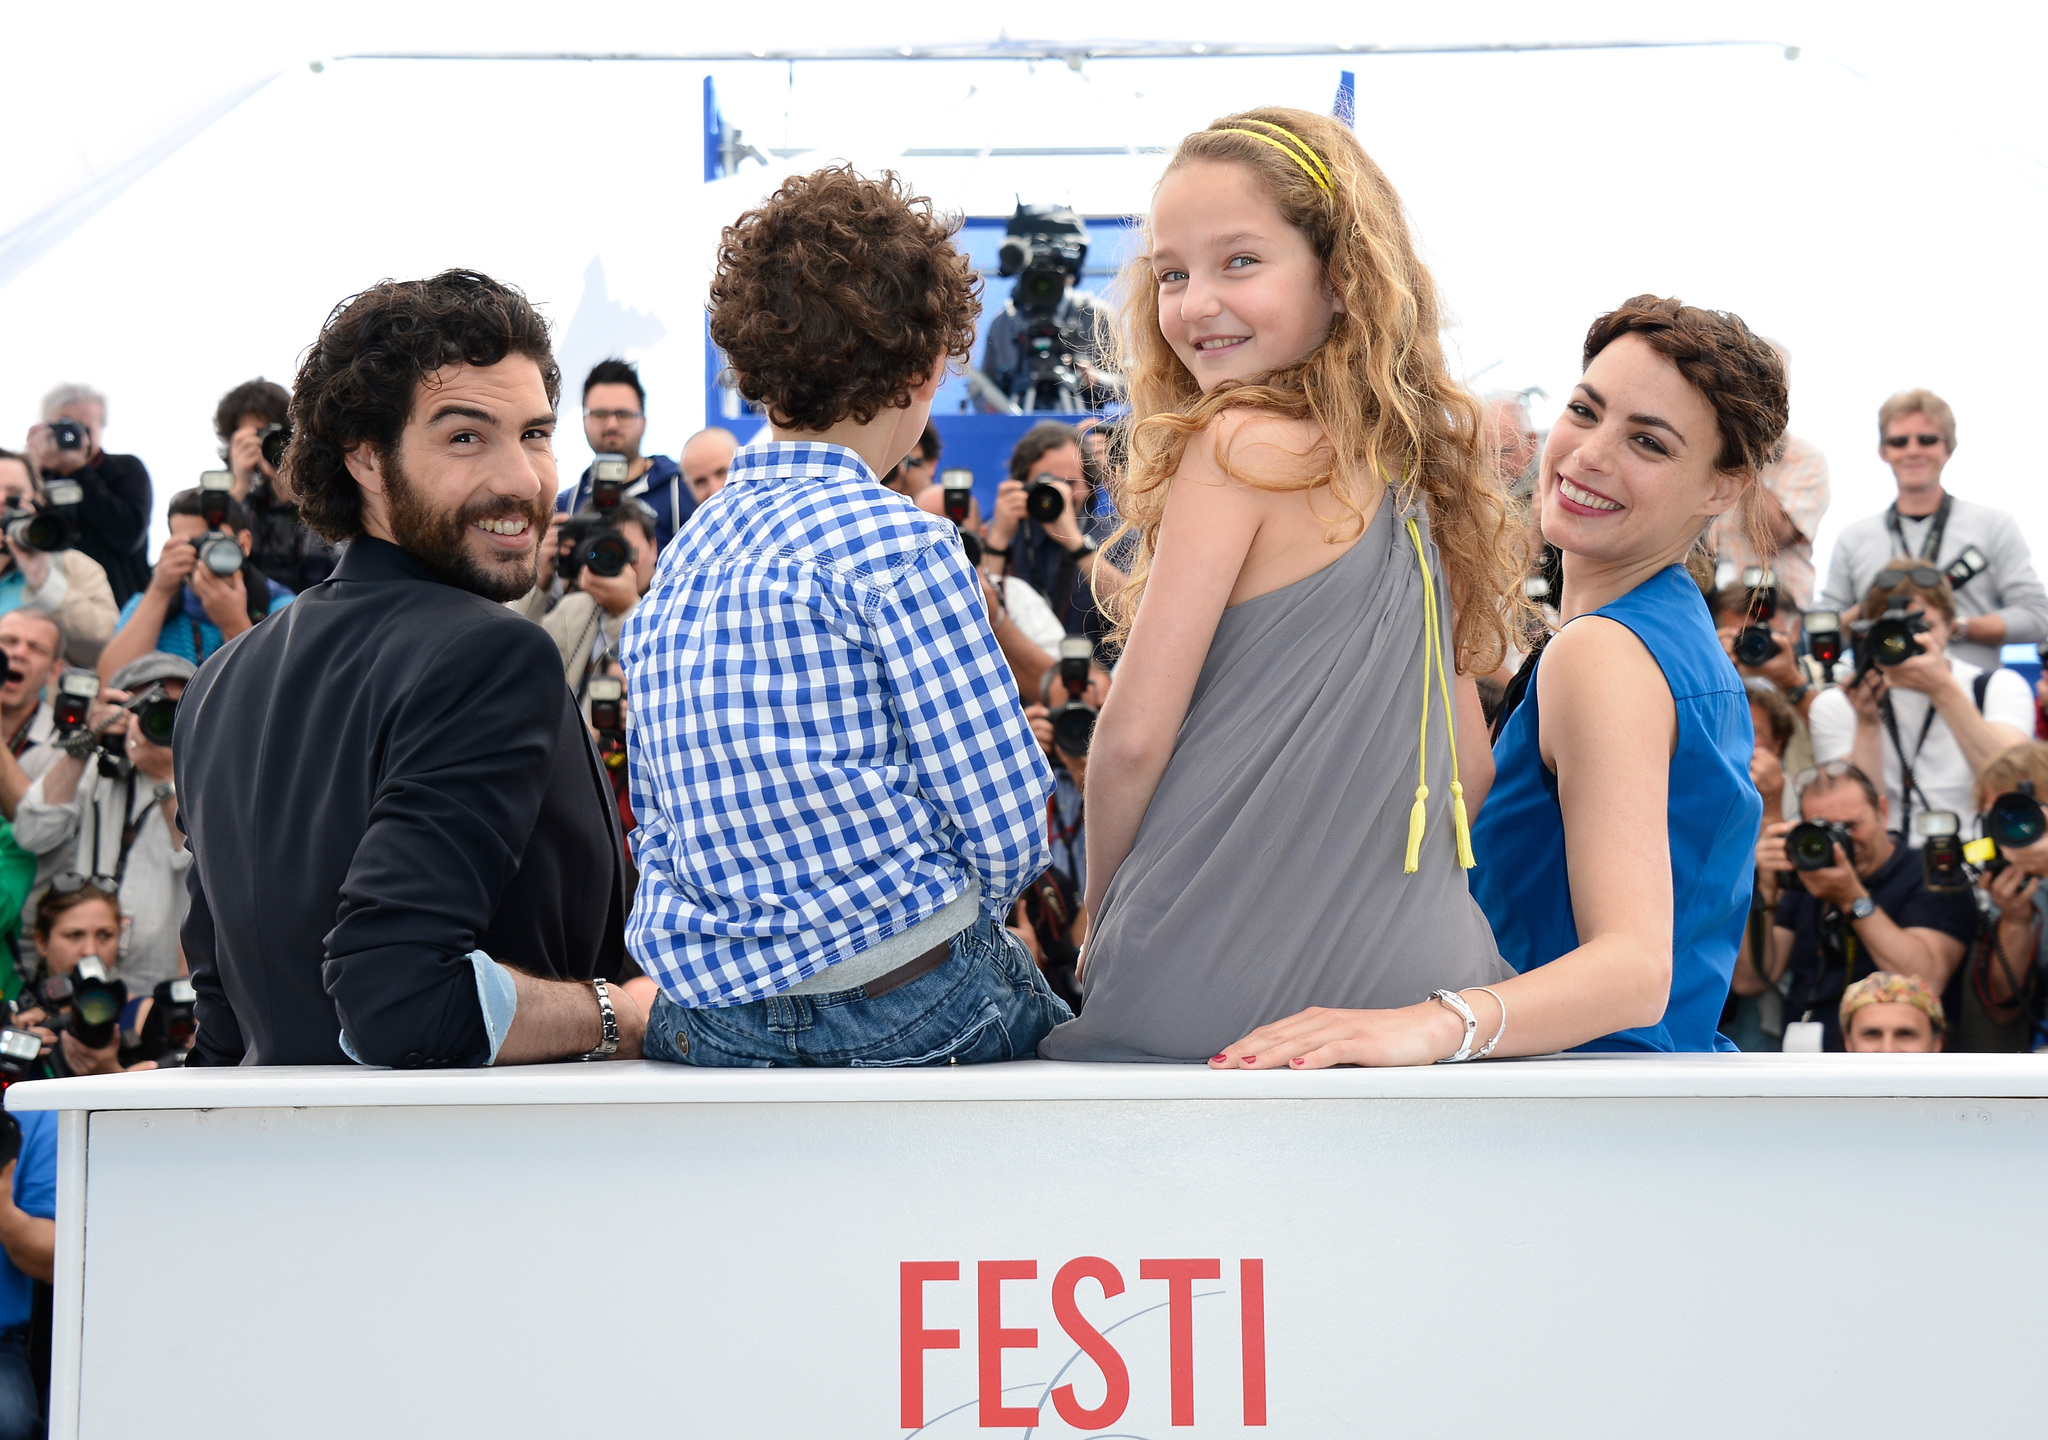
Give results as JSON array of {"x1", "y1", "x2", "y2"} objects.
[{"x1": 1470, "y1": 565, "x2": 1761, "y2": 1052}]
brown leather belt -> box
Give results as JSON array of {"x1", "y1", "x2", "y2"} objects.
[{"x1": 860, "y1": 938, "x2": 955, "y2": 999}]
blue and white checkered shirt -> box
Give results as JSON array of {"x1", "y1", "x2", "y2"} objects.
[{"x1": 618, "y1": 440, "x2": 1053, "y2": 1008}]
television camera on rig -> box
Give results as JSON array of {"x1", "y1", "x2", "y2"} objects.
[{"x1": 989, "y1": 203, "x2": 1111, "y2": 415}]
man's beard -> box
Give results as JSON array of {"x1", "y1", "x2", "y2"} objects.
[{"x1": 381, "y1": 450, "x2": 550, "y2": 603}]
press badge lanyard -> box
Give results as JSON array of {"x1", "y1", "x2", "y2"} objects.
[
  {"x1": 1886, "y1": 493, "x2": 1952, "y2": 565},
  {"x1": 82, "y1": 772, "x2": 147, "y2": 887},
  {"x1": 1878, "y1": 694, "x2": 1938, "y2": 841}
]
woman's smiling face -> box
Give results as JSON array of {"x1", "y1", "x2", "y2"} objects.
[
  {"x1": 1149, "y1": 159, "x2": 1342, "y2": 393},
  {"x1": 1540, "y1": 332, "x2": 1743, "y2": 567}
]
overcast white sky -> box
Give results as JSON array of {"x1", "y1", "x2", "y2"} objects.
[{"x1": 3, "y1": 1, "x2": 2044, "y2": 578}]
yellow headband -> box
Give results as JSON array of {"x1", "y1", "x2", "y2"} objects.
[{"x1": 1213, "y1": 121, "x2": 1334, "y2": 193}]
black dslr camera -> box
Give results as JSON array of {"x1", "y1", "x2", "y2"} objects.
[
  {"x1": 939, "y1": 470, "x2": 982, "y2": 566},
  {"x1": 1049, "y1": 637, "x2": 1098, "y2": 758},
  {"x1": 1732, "y1": 567, "x2": 1781, "y2": 668},
  {"x1": 1851, "y1": 596, "x2": 1930, "y2": 677},
  {"x1": 557, "y1": 454, "x2": 634, "y2": 587},
  {"x1": 43, "y1": 956, "x2": 127, "y2": 1064},
  {"x1": 193, "y1": 471, "x2": 246, "y2": 577},
  {"x1": 257, "y1": 423, "x2": 292, "y2": 472},
  {"x1": 131, "y1": 977, "x2": 197, "y2": 1067},
  {"x1": 1783, "y1": 820, "x2": 1855, "y2": 880},
  {"x1": 1, "y1": 477, "x2": 80, "y2": 555},
  {"x1": 48, "y1": 419, "x2": 85, "y2": 452},
  {"x1": 1966, "y1": 779, "x2": 2047, "y2": 877},
  {"x1": 122, "y1": 683, "x2": 179, "y2": 748}
]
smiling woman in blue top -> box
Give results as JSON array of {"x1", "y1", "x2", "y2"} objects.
[{"x1": 1468, "y1": 297, "x2": 1785, "y2": 1053}]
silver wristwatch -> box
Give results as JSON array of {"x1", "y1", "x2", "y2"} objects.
[
  {"x1": 1848, "y1": 895, "x2": 1876, "y2": 922},
  {"x1": 580, "y1": 977, "x2": 619, "y2": 1061}
]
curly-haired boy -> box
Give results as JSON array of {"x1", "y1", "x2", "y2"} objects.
[{"x1": 620, "y1": 166, "x2": 1069, "y2": 1066}]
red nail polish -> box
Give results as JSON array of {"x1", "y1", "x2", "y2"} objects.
[
  {"x1": 1290, "y1": 1057, "x2": 1304, "y2": 1066},
  {"x1": 1211, "y1": 1054, "x2": 1228, "y2": 1064},
  {"x1": 1242, "y1": 1055, "x2": 1256, "y2": 1064}
]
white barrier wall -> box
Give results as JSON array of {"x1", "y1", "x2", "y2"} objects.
[{"x1": 13, "y1": 1055, "x2": 2048, "y2": 1438}]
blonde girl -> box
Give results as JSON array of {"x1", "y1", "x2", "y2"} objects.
[{"x1": 1038, "y1": 108, "x2": 1524, "y2": 1064}]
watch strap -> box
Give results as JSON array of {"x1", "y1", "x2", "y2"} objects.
[
  {"x1": 580, "y1": 977, "x2": 620, "y2": 1060},
  {"x1": 1848, "y1": 895, "x2": 1876, "y2": 921}
]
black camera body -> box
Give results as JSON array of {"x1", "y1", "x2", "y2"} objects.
[
  {"x1": 1851, "y1": 597, "x2": 1929, "y2": 675},
  {"x1": 1049, "y1": 637, "x2": 1098, "y2": 758},
  {"x1": 49, "y1": 419, "x2": 85, "y2": 452},
  {"x1": 258, "y1": 423, "x2": 291, "y2": 472},
  {"x1": 999, "y1": 204, "x2": 1093, "y2": 411},
  {"x1": 45, "y1": 955, "x2": 126, "y2": 1057},
  {"x1": 193, "y1": 471, "x2": 246, "y2": 577},
  {"x1": 0, "y1": 496, "x2": 76, "y2": 554},
  {"x1": 1785, "y1": 819, "x2": 1856, "y2": 874},
  {"x1": 587, "y1": 676, "x2": 628, "y2": 798},
  {"x1": 557, "y1": 455, "x2": 633, "y2": 588},
  {"x1": 1732, "y1": 567, "x2": 1780, "y2": 668}
]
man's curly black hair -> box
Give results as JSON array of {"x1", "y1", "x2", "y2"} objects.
[
  {"x1": 282, "y1": 270, "x2": 560, "y2": 544},
  {"x1": 709, "y1": 166, "x2": 979, "y2": 432}
]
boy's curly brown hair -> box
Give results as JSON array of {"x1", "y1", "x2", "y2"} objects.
[{"x1": 709, "y1": 167, "x2": 979, "y2": 432}]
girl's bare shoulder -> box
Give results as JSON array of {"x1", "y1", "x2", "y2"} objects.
[{"x1": 1184, "y1": 408, "x2": 1327, "y2": 490}]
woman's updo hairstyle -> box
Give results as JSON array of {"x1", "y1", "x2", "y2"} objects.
[{"x1": 1582, "y1": 296, "x2": 1789, "y2": 476}]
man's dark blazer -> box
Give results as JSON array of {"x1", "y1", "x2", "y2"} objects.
[{"x1": 175, "y1": 536, "x2": 630, "y2": 1067}]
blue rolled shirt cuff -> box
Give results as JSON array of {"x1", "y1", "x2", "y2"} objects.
[{"x1": 338, "y1": 950, "x2": 520, "y2": 1067}]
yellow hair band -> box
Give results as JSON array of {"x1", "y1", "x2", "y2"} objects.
[{"x1": 1213, "y1": 123, "x2": 1333, "y2": 193}]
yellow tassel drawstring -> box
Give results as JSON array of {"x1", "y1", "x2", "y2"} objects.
[{"x1": 1403, "y1": 516, "x2": 1477, "y2": 874}]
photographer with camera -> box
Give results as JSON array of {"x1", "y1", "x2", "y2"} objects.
[
  {"x1": 15, "y1": 654, "x2": 193, "y2": 1000},
  {"x1": 539, "y1": 496, "x2": 659, "y2": 703},
  {"x1": 1957, "y1": 743, "x2": 2048, "y2": 1041},
  {"x1": 552, "y1": 360, "x2": 696, "y2": 555},
  {"x1": 1808, "y1": 561, "x2": 2033, "y2": 843},
  {"x1": 95, "y1": 485, "x2": 296, "y2": 683},
  {"x1": 978, "y1": 204, "x2": 1119, "y2": 413},
  {"x1": 0, "y1": 612, "x2": 67, "y2": 829},
  {"x1": 1753, "y1": 761, "x2": 1976, "y2": 1050},
  {"x1": 983, "y1": 422, "x2": 1122, "y2": 640},
  {"x1": 21, "y1": 384, "x2": 152, "y2": 607},
  {"x1": 215, "y1": 377, "x2": 338, "y2": 593},
  {"x1": 0, "y1": 450, "x2": 118, "y2": 668},
  {"x1": 11, "y1": 881, "x2": 162, "y2": 1077},
  {"x1": 1818, "y1": 389, "x2": 2048, "y2": 673}
]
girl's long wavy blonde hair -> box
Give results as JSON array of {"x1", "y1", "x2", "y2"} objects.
[{"x1": 1100, "y1": 107, "x2": 1524, "y2": 674}]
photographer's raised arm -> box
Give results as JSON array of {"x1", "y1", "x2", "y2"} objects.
[
  {"x1": 97, "y1": 543, "x2": 196, "y2": 682},
  {"x1": 322, "y1": 624, "x2": 641, "y2": 1067}
]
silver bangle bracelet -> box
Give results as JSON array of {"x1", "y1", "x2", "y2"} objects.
[
  {"x1": 1468, "y1": 986, "x2": 1509, "y2": 1060},
  {"x1": 1429, "y1": 989, "x2": 1478, "y2": 1063}
]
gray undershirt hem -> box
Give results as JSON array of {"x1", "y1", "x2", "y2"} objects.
[{"x1": 779, "y1": 878, "x2": 982, "y2": 997}]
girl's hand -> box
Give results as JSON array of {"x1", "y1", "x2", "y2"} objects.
[{"x1": 1209, "y1": 1000, "x2": 1470, "y2": 1070}]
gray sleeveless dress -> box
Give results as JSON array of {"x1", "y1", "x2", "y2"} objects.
[{"x1": 1038, "y1": 494, "x2": 1512, "y2": 1063}]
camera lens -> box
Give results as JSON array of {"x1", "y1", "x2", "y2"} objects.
[
  {"x1": 583, "y1": 531, "x2": 630, "y2": 579},
  {"x1": 1733, "y1": 626, "x2": 1779, "y2": 667},
  {"x1": 1051, "y1": 702, "x2": 1096, "y2": 757},
  {"x1": 1027, "y1": 480, "x2": 1066, "y2": 525},
  {"x1": 259, "y1": 424, "x2": 291, "y2": 470},
  {"x1": 1987, "y1": 790, "x2": 2047, "y2": 850},
  {"x1": 201, "y1": 535, "x2": 243, "y2": 576},
  {"x1": 136, "y1": 699, "x2": 177, "y2": 747}
]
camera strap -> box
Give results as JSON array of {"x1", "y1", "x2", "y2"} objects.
[
  {"x1": 5, "y1": 714, "x2": 34, "y2": 759},
  {"x1": 1886, "y1": 493, "x2": 1952, "y2": 565},
  {"x1": 1878, "y1": 692, "x2": 1940, "y2": 840}
]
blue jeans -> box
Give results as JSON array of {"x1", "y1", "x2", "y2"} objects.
[
  {"x1": 0, "y1": 1328, "x2": 42, "y2": 1440},
  {"x1": 645, "y1": 913, "x2": 1071, "y2": 1066}
]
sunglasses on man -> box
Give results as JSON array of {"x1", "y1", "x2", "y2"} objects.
[
  {"x1": 1874, "y1": 566, "x2": 1944, "y2": 591},
  {"x1": 1883, "y1": 434, "x2": 1943, "y2": 449}
]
